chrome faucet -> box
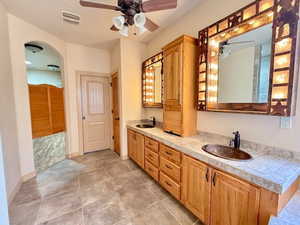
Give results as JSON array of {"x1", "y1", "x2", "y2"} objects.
[
  {"x1": 230, "y1": 131, "x2": 240, "y2": 149},
  {"x1": 150, "y1": 116, "x2": 156, "y2": 127}
]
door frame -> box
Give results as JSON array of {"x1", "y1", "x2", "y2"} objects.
[
  {"x1": 76, "y1": 71, "x2": 112, "y2": 155},
  {"x1": 111, "y1": 72, "x2": 120, "y2": 154}
]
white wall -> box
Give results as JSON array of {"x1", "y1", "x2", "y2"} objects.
[
  {"x1": 7, "y1": 14, "x2": 111, "y2": 178},
  {"x1": 27, "y1": 69, "x2": 62, "y2": 87},
  {"x1": 7, "y1": 14, "x2": 67, "y2": 177},
  {"x1": 145, "y1": 0, "x2": 300, "y2": 153},
  {"x1": 66, "y1": 43, "x2": 111, "y2": 155},
  {"x1": 111, "y1": 40, "x2": 121, "y2": 74},
  {"x1": 0, "y1": 135, "x2": 9, "y2": 225},
  {"x1": 119, "y1": 38, "x2": 146, "y2": 158},
  {"x1": 0, "y1": 3, "x2": 22, "y2": 201}
]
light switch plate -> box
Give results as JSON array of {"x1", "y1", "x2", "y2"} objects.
[{"x1": 280, "y1": 117, "x2": 292, "y2": 129}]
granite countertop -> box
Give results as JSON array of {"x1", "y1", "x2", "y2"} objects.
[
  {"x1": 127, "y1": 121, "x2": 300, "y2": 194},
  {"x1": 268, "y1": 191, "x2": 300, "y2": 225}
]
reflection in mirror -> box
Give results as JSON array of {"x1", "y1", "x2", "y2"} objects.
[
  {"x1": 218, "y1": 24, "x2": 272, "y2": 104},
  {"x1": 143, "y1": 53, "x2": 163, "y2": 107}
]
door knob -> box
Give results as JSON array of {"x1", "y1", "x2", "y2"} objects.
[
  {"x1": 115, "y1": 117, "x2": 120, "y2": 121},
  {"x1": 82, "y1": 116, "x2": 86, "y2": 120}
]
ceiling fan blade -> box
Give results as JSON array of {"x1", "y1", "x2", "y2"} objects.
[
  {"x1": 111, "y1": 25, "x2": 119, "y2": 31},
  {"x1": 80, "y1": 0, "x2": 119, "y2": 10},
  {"x1": 145, "y1": 18, "x2": 159, "y2": 32},
  {"x1": 142, "y1": 0, "x2": 177, "y2": 12}
]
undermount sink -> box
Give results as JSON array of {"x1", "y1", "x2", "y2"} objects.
[
  {"x1": 202, "y1": 144, "x2": 252, "y2": 161},
  {"x1": 136, "y1": 124, "x2": 155, "y2": 128}
]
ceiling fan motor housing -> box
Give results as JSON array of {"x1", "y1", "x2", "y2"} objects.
[{"x1": 118, "y1": 0, "x2": 143, "y2": 25}]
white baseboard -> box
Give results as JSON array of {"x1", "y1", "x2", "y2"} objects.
[
  {"x1": 8, "y1": 179, "x2": 22, "y2": 205},
  {"x1": 8, "y1": 171, "x2": 36, "y2": 205},
  {"x1": 66, "y1": 152, "x2": 81, "y2": 159},
  {"x1": 22, "y1": 171, "x2": 36, "y2": 182},
  {"x1": 121, "y1": 155, "x2": 129, "y2": 160}
]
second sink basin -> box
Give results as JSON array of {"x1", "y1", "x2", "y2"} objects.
[
  {"x1": 136, "y1": 124, "x2": 155, "y2": 128},
  {"x1": 202, "y1": 144, "x2": 252, "y2": 161}
]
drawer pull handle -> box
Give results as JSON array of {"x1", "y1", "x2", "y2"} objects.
[
  {"x1": 165, "y1": 181, "x2": 172, "y2": 187},
  {"x1": 205, "y1": 168, "x2": 209, "y2": 182},
  {"x1": 212, "y1": 172, "x2": 217, "y2": 186},
  {"x1": 165, "y1": 165, "x2": 172, "y2": 170},
  {"x1": 148, "y1": 154, "x2": 153, "y2": 158},
  {"x1": 166, "y1": 152, "x2": 172, "y2": 156}
]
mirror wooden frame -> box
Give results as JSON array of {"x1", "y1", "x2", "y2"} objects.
[
  {"x1": 142, "y1": 52, "x2": 163, "y2": 108},
  {"x1": 197, "y1": 0, "x2": 300, "y2": 116}
]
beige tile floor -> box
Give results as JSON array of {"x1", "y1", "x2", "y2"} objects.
[{"x1": 9, "y1": 150, "x2": 203, "y2": 225}]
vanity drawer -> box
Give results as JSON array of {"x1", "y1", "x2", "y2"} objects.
[
  {"x1": 145, "y1": 137, "x2": 159, "y2": 153},
  {"x1": 160, "y1": 144, "x2": 181, "y2": 165},
  {"x1": 145, "y1": 161, "x2": 159, "y2": 181},
  {"x1": 160, "y1": 157, "x2": 181, "y2": 183},
  {"x1": 145, "y1": 148, "x2": 159, "y2": 167},
  {"x1": 159, "y1": 171, "x2": 180, "y2": 200}
]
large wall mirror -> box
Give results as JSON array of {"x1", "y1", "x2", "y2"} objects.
[
  {"x1": 218, "y1": 24, "x2": 272, "y2": 104},
  {"x1": 197, "y1": 0, "x2": 300, "y2": 116},
  {"x1": 142, "y1": 52, "x2": 163, "y2": 108}
]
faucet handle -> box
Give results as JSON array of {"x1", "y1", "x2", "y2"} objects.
[{"x1": 229, "y1": 139, "x2": 234, "y2": 147}]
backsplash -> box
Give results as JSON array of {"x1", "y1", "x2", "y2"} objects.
[
  {"x1": 33, "y1": 132, "x2": 66, "y2": 173},
  {"x1": 137, "y1": 116, "x2": 300, "y2": 162}
]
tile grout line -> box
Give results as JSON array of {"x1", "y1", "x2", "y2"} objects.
[
  {"x1": 159, "y1": 197, "x2": 184, "y2": 225},
  {"x1": 33, "y1": 195, "x2": 43, "y2": 225}
]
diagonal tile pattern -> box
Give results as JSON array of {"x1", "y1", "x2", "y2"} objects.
[{"x1": 9, "y1": 149, "x2": 202, "y2": 225}]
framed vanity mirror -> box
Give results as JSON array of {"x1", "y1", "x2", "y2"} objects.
[
  {"x1": 218, "y1": 24, "x2": 272, "y2": 104},
  {"x1": 197, "y1": 0, "x2": 300, "y2": 116},
  {"x1": 142, "y1": 52, "x2": 163, "y2": 108}
]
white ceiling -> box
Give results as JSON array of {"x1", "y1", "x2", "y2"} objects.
[
  {"x1": 25, "y1": 42, "x2": 62, "y2": 71},
  {"x1": 2, "y1": 0, "x2": 202, "y2": 49}
]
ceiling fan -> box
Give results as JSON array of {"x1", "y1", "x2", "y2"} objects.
[{"x1": 79, "y1": 0, "x2": 178, "y2": 36}]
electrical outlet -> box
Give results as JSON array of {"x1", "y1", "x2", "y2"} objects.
[{"x1": 280, "y1": 117, "x2": 292, "y2": 129}]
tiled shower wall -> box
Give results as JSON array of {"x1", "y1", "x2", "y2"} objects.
[{"x1": 33, "y1": 132, "x2": 66, "y2": 173}]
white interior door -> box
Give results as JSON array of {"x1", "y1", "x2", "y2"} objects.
[{"x1": 81, "y1": 76, "x2": 110, "y2": 153}]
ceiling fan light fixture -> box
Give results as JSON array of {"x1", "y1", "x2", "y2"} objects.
[
  {"x1": 137, "y1": 26, "x2": 147, "y2": 34},
  {"x1": 134, "y1": 13, "x2": 146, "y2": 28},
  {"x1": 113, "y1": 15, "x2": 125, "y2": 30},
  {"x1": 119, "y1": 24, "x2": 129, "y2": 37}
]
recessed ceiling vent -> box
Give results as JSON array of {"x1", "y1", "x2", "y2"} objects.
[
  {"x1": 25, "y1": 44, "x2": 44, "y2": 53},
  {"x1": 62, "y1": 11, "x2": 80, "y2": 24},
  {"x1": 47, "y1": 64, "x2": 60, "y2": 71}
]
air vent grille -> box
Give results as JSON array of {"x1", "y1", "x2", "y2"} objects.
[{"x1": 62, "y1": 11, "x2": 80, "y2": 24}]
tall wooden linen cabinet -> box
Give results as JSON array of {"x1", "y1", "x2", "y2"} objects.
[{"x1": 162, "y1": 35, "x2": 198, "y2": 137}]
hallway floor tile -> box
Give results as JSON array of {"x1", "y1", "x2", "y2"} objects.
[{"x1": 9, "y1": 150, "x2": 202, "y2": 225}]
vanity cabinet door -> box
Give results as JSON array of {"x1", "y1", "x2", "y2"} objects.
[
  {"x1": 127, "y1": 130, "x2": 144, "y2": 169},
  {"x1": 135, "y1": 132, "x2": 145, "y2": 169},
  {"x1": 163, "y1": 43, "x2": 182, "y2": 109},
  {"x1": 127, "y1": 130, "x2": 137, "y2": 162},
  {"x1": 211, "y1": 170, "x2": 260, "y2": 225},
  {"x1": 182, "y1": 155, "x2": 211, "y2": 225}
]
